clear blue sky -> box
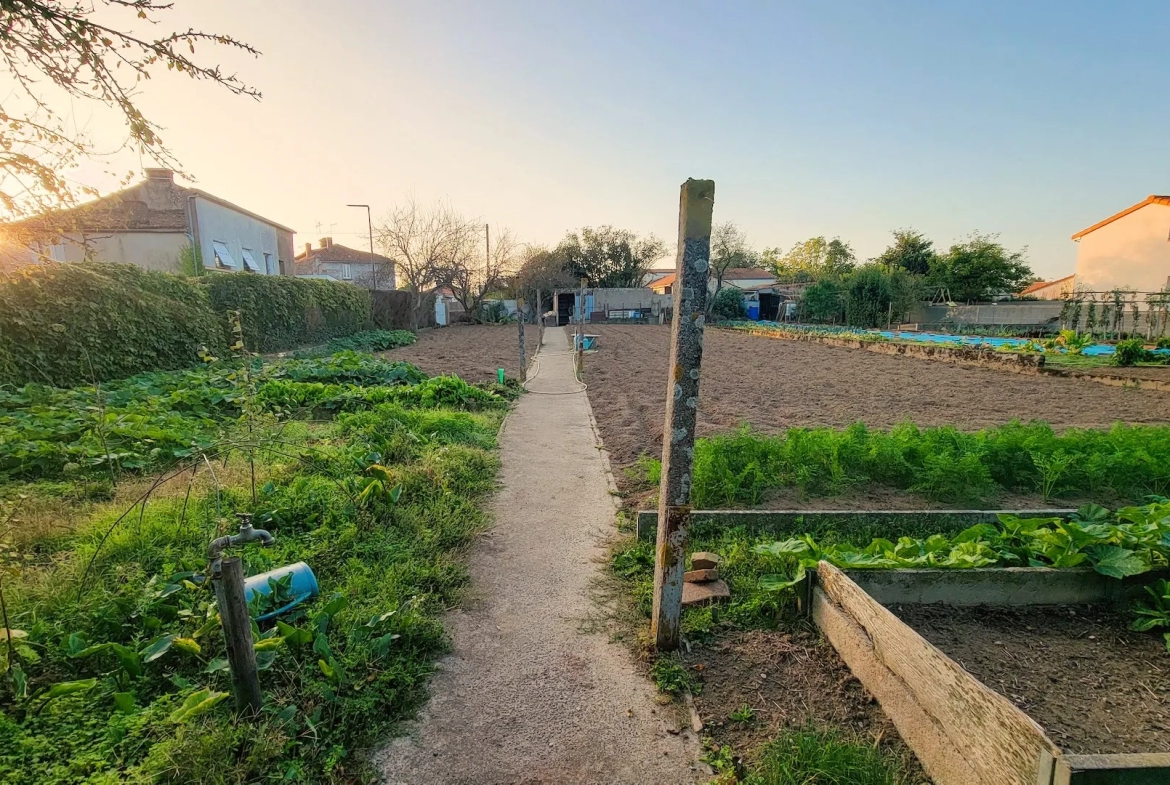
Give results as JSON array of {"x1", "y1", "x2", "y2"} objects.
[{"x1": 70, "y1": 1, "x2": 1170, "y2": 278}]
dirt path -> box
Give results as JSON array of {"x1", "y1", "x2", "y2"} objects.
[{"x1": 378, "y1": 327, "x2": 701, "y2": 785}]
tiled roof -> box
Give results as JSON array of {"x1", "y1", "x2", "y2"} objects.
[
  {"x1": 1071, "y1": 196, "x2": 1170, "y2": 240},
  {"x1": 722, "y1": 267, "x2": 775, "y2": 280},
  {"x1": 294, "y1": 243, "x2": 395, "y2": 273},
  {"x1": 650, "y1": 273, "x2": 676, "y2": 289},
  {"x1": 1019, "y1": 275, "x2": 1074, "y2": 295},
  {"x1": 4, "y1": 171, "x2": 294, "y2": 235}
]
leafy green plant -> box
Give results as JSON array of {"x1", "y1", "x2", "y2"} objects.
[
  {"x1": 650, "y1": 655, "x2": 699, "y2": 696},
  {"x1": 1113, "y1": 338, "x2": 1150, "y2": 367},
  {"x1": 730, "y1": 704, "x2": 757, "y2": 724},
  {"x1": 1131, "y1": 579, "x2": 1170, "y2": 652}
]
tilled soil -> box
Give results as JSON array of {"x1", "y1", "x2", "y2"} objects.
[
  {"x1": 895, "y1": 604, "x2": 1170, "y2": 754},
  {"x1": 381, "y1": 324, "x2": 540, "y2": 382},
  {"x1": 682, "y1": 628, "x2": 927, "y2": 781},
  {"x1": 583, "y1": 324, "x2": 1169, "y2": 484}
]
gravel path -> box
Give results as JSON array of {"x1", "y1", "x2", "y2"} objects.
[{"x1": 378, "y1": 328, "x2": 701, "y2": 785}]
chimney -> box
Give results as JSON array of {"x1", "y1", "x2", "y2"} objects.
[
  {"x1": 319, "y1": 237, "x2": 333, "y2": 249},
  {"x1": 144, "y1": 168, "x2": 174, "y2": 182},
  {"x1": 304, "y1": 243, "x2": 311, "y2": 255}
]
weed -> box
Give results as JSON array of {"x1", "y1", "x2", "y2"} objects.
[
  {"x1": 742, "y1": 726, "x2": 911, "y2": 785},
  {"x1": 729, "y1": 704, "x2": 757, "y2": 724},
  {"x1": 650, "y1": 655, "x2": 699, "y2": 696}
]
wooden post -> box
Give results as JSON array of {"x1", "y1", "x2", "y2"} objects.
[
  {"x1": 576, "y1": 278, "x2": 586, "y2": 377},
  {"x1": 516, "y1": 297, "x2": 527, "y2": 381},
  {"x1": 213, "y1": 557, "x2": 262, "y2": 714},
  {"x1": 650, "y1": 178, "x2": 714, "y2": 651}
]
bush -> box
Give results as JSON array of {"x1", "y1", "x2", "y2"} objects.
[
  {"x1": 0, "y1": 262, "x2": 228, "y2": 388},
  {"x1": 200, "y1": 273, "x2": 371, "y2": 353},
  {"x1": 1113, "y1": 338, "x2": 1150, "y2": 366},
  {"x1": 711, "y1": 286, "x2": 747, "y2": 321}
]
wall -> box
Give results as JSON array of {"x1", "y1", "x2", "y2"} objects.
[
  {"x1": 722, "y1": 277, "x2": 775, "y2": 290},
  {"x1": 12, "y1": 232, "x2": 190, "y2": 273},
  {"x1": 911, "y1": 301, "x2": 1064, "y2": 328},
  {"x1": 585, "y1": 287, "x2": 673, "y2": 316},
  {"x1": 193, "y1": 196, "x2": 282, "y2": 275},
  {"x1": 1074, "y1": 202, "x2": 1170, "y2": 295}
]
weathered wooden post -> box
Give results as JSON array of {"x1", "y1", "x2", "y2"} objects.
[
  {"x1": 516, "y1": 297, "x2": 527, "y2": 381},
  {"x1": 650, "y1": 178, "x2": 714, "y2": 652},
  {"x1": 213, "y1": 556, "x2": 263, "y2": 714},
  {"x1": 575, "y1": 278, "x2": 587, "y2": 378},
  {"x1": 536, "y1": 287, "x2": 544, "y2": 345}
]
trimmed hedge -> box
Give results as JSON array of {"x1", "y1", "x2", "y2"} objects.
[
  {"x1": 0, "y1": 263, "x2": 227, "y2": 387},
  {"x1": 200, "y1": 273, "x2": 372, "y2": 353}
]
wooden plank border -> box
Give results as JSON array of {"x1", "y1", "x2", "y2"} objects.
[
  {"x1": 814, "y1": 561, "x2": 1058, "y2": 785},
  {"x1": 1052, "y1": 754, "x2": 1170, "y2": 784},
  {"x1": 634, "y1": 508, "x2": 1076, "y2": 541}
]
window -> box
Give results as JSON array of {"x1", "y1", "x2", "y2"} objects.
[
  {"x1": 211, "y1": 240, "x2": 235, "y2": 269},
  {"x1": 240, "y1": 248, "x2": 260, "y2": 272},
  {"x1": 263, "y1": 252, "x2": 275, "y2": 275},
  {"x1": 341, "y1": 263, "x2": 353, "y2": 280}
]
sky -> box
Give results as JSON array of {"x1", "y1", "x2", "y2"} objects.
[{"x1": 35, "y1": 0, "x2": 1170, "y2": 279}]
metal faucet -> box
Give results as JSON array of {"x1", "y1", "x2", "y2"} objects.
[{"x1": 208, "y1": 513, "x2": 275, "y2": 575}]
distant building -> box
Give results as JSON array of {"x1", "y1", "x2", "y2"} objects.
[
  {"x1": 0, "y1": 168, "x2": 294, "y2": 276},
  {"x1": 649, "y1": 266, "x2": 776, "y2": 295},
  {"x1": 1019, "y1": 275, "x2": 1075, "y2": 300},
  {"x1": 294, "y1": 237, "x2": 397, "y2": 290},
  {"x1": 1071, "y1": 195, "x2": 1170, "y2": 295}
]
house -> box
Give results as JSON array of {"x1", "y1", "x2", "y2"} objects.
[
  {"x1": 294, "y1": 237, "x2": 396, "y2": 290},
  {"x1": 649, "y1": 266, "x2": 777, "y2": 295},
  {"x1": 1071, "y1": 195, "x2": 1170, "y2": 296},
  {"x1": 0, "y1": 168, "x2": 294, "y2": 276},
  {"x1": 1019, "y1": 275, "x2": 1075, "y2": 300},
  {"x1": 641, "y1": 267, "x2": 675, "y2": 286}
]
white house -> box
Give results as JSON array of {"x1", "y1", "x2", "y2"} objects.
[
  {"x1": 1071, "y1": 195, "x2": 1170, "y2": 296},
  {"x1": 0, "y1": 168, "x2": 295, "y2": 276},
  {"x1": 649, "y1": 266, "x2": 776, "y2": 295}
]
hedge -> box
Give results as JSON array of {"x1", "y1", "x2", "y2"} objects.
[
  {"x1": 0, "y1": 263, "x2": 227, "y2": 387},
  {"x1": 200, "y1": 273, "x2": 372, "y2": 353}
]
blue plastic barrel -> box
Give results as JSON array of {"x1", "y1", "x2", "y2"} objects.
[
  {"x1": 747, "y1": 304, "x2": 760, "y2": 320},
  {"x1": 244, "y1": 561, "x2": 319, "y2": 621}
]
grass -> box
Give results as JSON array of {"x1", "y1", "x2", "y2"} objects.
[
  {"x1": 637, "y1": 421, "x2": 1170, "y2": 507},
  {"x1": 741, "y1": 727, "x2": 916, "y2": 785},
  {"x1": 0, "y1": 349, "x2": 509, "y2": 783}
]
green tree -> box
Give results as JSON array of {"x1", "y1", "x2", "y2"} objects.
[
  {"x1": 799, "y1": 279, "x2": 845, "y2": 323},
  {"x1": 873, "y1": 229, "x2": 935, "y2": 275},
  {"x1": 764, "y1": 236, "x2": 855, "y2": 282},
  {"x1": 553, "y1": 226, "x2": 666, "y2": 288},
  {"x1": 929, "y1": 233, "x2": 1033, "y2": 302},
  {"x1": 0, "y1": 1, "x2": 259, "y2": 219},
  {"x1": 843, "y1": 265, "x2": 926, "y2": 328},
  {"x1": 710, "y1": 285, "x2": 746, "y2": 321}
]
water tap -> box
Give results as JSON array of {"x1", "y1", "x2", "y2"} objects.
[{"x1": 208, "y1": 513, "x2": 275, "y2": 574}]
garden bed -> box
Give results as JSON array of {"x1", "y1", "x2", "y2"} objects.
[
  {"x1": 895, "y1": 603, "x2": 1170, "y2": 755},
  {"x1": 380, "y1": 323, "x2": 539, "y2": 382},
  {"x1": 811, "y1": 564, "x2": 1170, "y2": 784},
  {"x1": 582, "y1": 325, "x2": 1170, "y2": 496}
]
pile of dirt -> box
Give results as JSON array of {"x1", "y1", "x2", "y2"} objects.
[
  {"x1": 381, "y1": 323, "x2": 539, "y2": 382},
  {"x1": 896, "y1": 604, "x2": 1170, "y2": 754}
]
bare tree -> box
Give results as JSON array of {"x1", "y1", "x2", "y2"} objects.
[
  {"x1": 438, "y1": 225, "x2": 518, "y2": 321},
  {"x1": 0, "y1": 1, "x2": 260, "y2": 220},
  {"x1": 709, "y1": 221, "x2": 757, "y2": 309},
  {"x1": 510, "y1": 244, "x2": 576, "y2": 317},
  {"x1": 375, "y1": 199, "x2": 475, "y2": 329}
]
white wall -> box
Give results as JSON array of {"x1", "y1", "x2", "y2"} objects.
[
  {"x1": 193, "y1": 196, "x2": 282, "y2": 275},
  {"x1": 1074, "y1": 203, "x2": 1170, "y2": 295}
]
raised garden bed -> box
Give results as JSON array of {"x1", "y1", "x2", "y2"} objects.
[{"x1": 809, "y1": 563, "x2": 1170, "y2": 784}]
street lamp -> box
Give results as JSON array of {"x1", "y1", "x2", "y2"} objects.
[{"x1": 346, "y1": 204, "x2": 375, "y2": 291}]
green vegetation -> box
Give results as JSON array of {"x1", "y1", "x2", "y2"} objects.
[
  {"x1": 0, "y1": 263, "x2": 228, "y2": 388},
  {"x1": 650, "y1": 655, "x2": 699, "y2": 697},
  {"x1": 1131, "y1": 578, "x2": 1170, "y2": 652},
  {"x1": 711, "y1": 286, "x2": 747, "y2": 321},
  {"x1": 0, "y1": 351, "x2": 506, "y2": 485},
  {"x1": 0, "y1": 346, "x2": 509, "y2": 781},
  {"x1": 637, "y1": 422, "x2": 1170, "y2": 507},
  {"x1": 292, "y1": 330, "x2": 416, "y2": 359},
  {"x1": 741, "y1": 727, "x2": 913, "y2": 785},
  {"x1": 0, "y1": 263, "x2": 379, "y2": 388},
  {"x1": 200, "y1": 274, "x2": 372, "y2": 354}
]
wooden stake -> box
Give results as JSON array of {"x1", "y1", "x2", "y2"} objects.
[
  {"x1": 650, "y1": 178, "x2": 714, "y2": 651},
  {"x1": 516, "y1": 297, "x2": 527, "y2": 382},
  {"x1": 576, "y1": 278, "x2": 586, "y2": 378},
  {"x1": 213, "y1": 556, "x2": 262, "y2": 714}
]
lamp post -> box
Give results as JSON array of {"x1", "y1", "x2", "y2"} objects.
[{"x1": 347, "y1": 204, "x2": 375, "y2": 290}]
